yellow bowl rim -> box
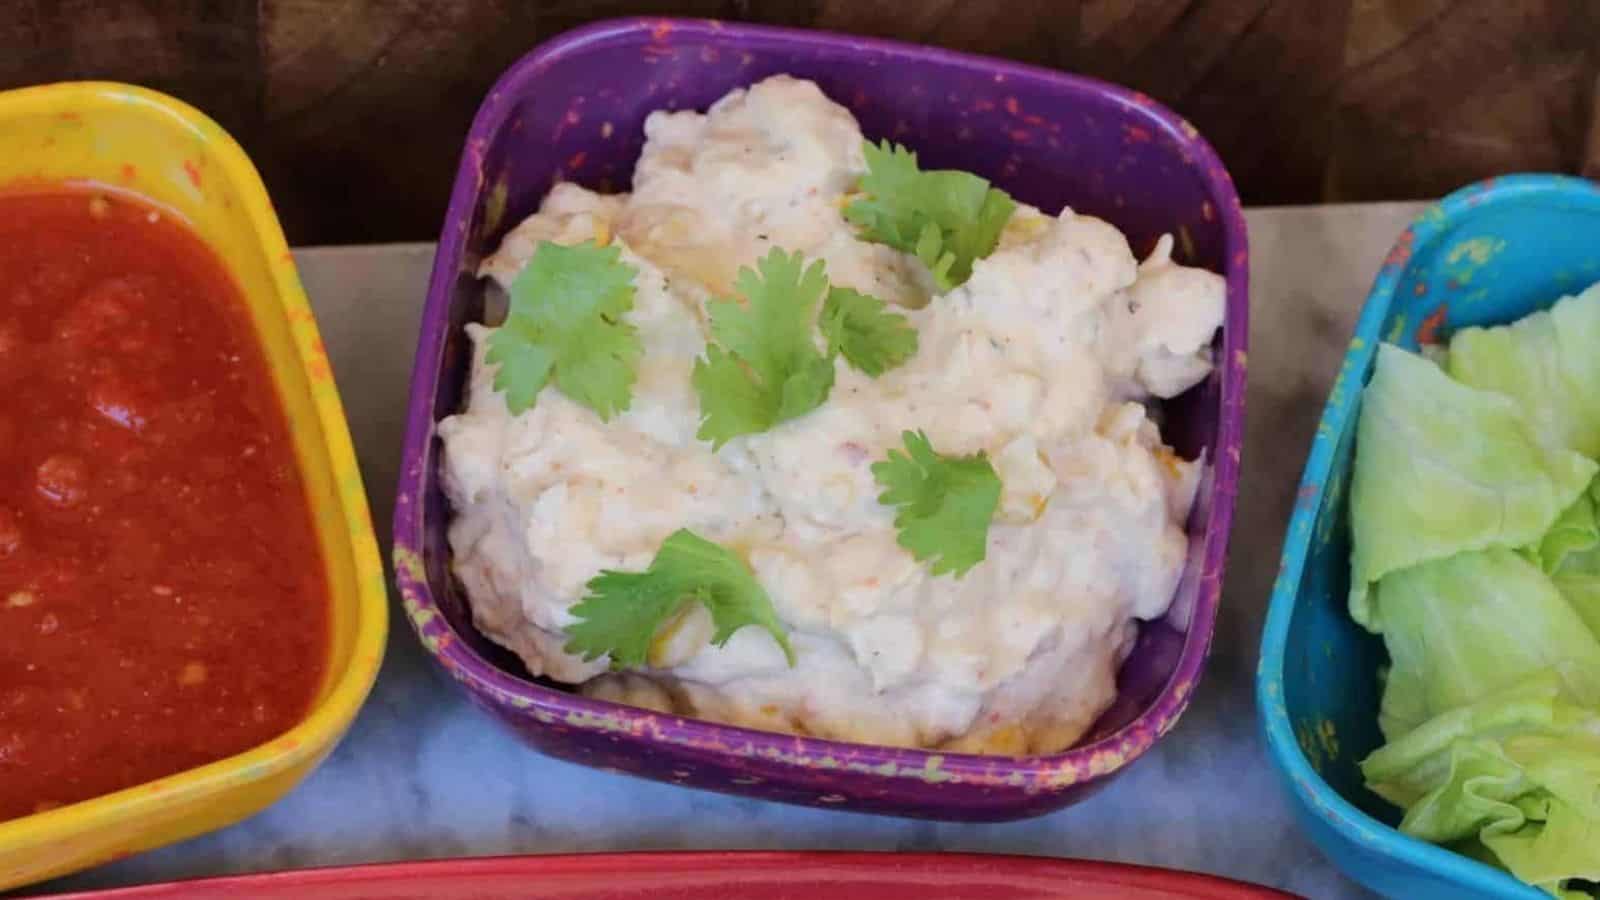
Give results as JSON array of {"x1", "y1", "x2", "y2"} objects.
[{"x1": 0, "y1": 81, "x2": 388, "y2": 849}]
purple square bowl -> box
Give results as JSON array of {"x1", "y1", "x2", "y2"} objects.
[{"x1": 393, "y1": 17, "x2": 1249, "y2": 821}]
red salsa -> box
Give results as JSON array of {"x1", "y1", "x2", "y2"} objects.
[{"x1": 0, "y1": 190, "x2": 329, "y2": 820}]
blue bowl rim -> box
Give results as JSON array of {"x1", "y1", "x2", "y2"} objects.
[{"x1": 1255, "y1": 173, "x2": 1600, "y2": 896}]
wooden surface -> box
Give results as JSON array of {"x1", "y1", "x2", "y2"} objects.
[{"x1": 4, "y1": 0, "x2": 1598, "y2": 244}]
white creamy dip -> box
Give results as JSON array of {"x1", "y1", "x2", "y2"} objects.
[{"x1": 439, "y1": 75, "x2": 1225, "y2": 755}]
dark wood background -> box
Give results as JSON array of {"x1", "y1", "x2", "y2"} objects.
[{"x1": 6, "y1": 0, "x2": 1598, "y2": 245}]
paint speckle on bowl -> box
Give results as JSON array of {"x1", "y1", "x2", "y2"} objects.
[
  {"x1": 393, "y1": 547, "x2": 426, "y2": 586},
  {"x1": 466, "y1": 137, "x2": 489, "y2": 179},
  {"x1": 1294, "y1": 482, "x2": 1320, "y2": 512},
  {"x1": 1316, "y1": 719, "x2": 1339, "y2": 760},
  {"x1": 1171, "y1": 677, "x2": 1195, "y2": 707},
  {"x1": 919, "y1": 756, "x2": 955, "y2": 784},
  {"x1": 400, "y1": 594, "x2": 435, "y2": 629},
  {"x1": 1089, "y1": 748, "x2": 1128, "y2": 777},
  {"x1": 564, "y1": 709, "x2": 641, "y2": 735},
  {"x1": 1416, "y1": 304, "x2": 1449, "y2": 344},
  {"x1": 304, "y1": 338, "x2": 333, "y2": 383},
  {"x1": 1381, "y1": 228, "x2": 1416, "y2": 271},
  {"x1": 483, "y1": 177, "x2": 509, "y2": 235},
  {"x1": 1442, "y1": 236, "x2": 1506, "y2": 285},
  {"x1": 417, "y1": 630, "x2": 450, "y2": 654},
  {"x1": 1296, "y1": 726, "x2": 1324, "y2": 773}
]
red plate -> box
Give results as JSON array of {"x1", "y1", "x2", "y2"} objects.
[{"x1": 37, "y1": 852, "x2": 1300, "y2": 899}]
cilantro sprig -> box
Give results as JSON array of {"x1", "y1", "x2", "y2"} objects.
[
  {"x1": 691, "y1": 248, "x2": 837, "y2": 447},
  {"x1": 563, "y1": 529, "x2": 796, "y2": 668},
  {"x1": 487, "y1": 240, "x2": 641, "y2": 420},
  {"x1": 693, "y1": 248, "x2": 920, "y2": 446},
  {"x1": 820, "y1": 287, "x2": 918, "y2": 377},
  {"x1": 845, "y1": 140, "x2": 1017, "y2": 292},
  {"x1": 872, "y1": 431, "x2": 1002, "y2": 577}
]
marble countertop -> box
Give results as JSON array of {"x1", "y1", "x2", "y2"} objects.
[{"x1": 25, "y1": 202, "x2": 1430, "y2": 899}]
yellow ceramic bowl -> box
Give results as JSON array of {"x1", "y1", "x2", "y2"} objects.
[{"x1": 0, "y1": 83, "x2": 388, "y2": 890}]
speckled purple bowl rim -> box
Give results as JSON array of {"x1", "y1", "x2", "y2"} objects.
[{"x1": 394, "y1": 17, "x2": 1248, "y2": 790}]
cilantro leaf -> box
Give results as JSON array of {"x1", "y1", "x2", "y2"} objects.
[
  {"x1": 845, "y1": 140, "x2": 1017, "y2": 291},
  {"x1": 820, "y1": 287, "x2": 918, "y2": 376},
  {"x1": 563, "y1": 528, "x2": 796, "y2": 669},
  {"x1": 872, "y1": 430, "x2": 1002, "y2": 577},
  {"x1": 692, "y1": 248, "x2": 836, "y2": 447},
  {"x1": 486, "y1": 240, "x2": 641, "y2": 420}
]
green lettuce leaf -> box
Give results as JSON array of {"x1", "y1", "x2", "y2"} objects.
[
  {"x1": 1354, "y1": 286, "x2": 1600, "y2": 898},
  {"x1": 1554, "y1": 529, "x2": 1600, "y2": 644},
  {"x1": 1446, "y1": 283, "x2": 1600, "y2": 458},
  {"x1": 1528, "y1": 484, "x2": 1600, "y2": 574},
  {"x1": 1371, "y1": 550, "x2": 1600, "y2": 740},
  {"x1": 1538, "y1": 479, "x2": 1600, "y2": 640},
  {"x1": 1551, "y1": 283, "x2": 1600, "y2": 448},
  {"x1": 1362, "y1": 674, "x2": 1600, "y2": 896},
  {"x1": 1349, "y1": 345, "x2": 1598, "y2": 629}
]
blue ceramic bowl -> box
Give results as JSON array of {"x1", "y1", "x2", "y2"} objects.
[{"x1": 1256, "y1": 174, "x2": 1600, "y2": 899}]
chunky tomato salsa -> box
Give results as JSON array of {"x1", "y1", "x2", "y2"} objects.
[{"x1": 0, "y1": 190, "x2": 329, "y2": 821}]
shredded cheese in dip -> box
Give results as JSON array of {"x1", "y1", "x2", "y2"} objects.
[{"x1": 439, "y1": 75, "x2": 1225, "y2": 755}]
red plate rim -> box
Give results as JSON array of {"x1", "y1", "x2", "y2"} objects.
[{"x1": 34, "y1": 851, "x2": 1299, "y2": 899}]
